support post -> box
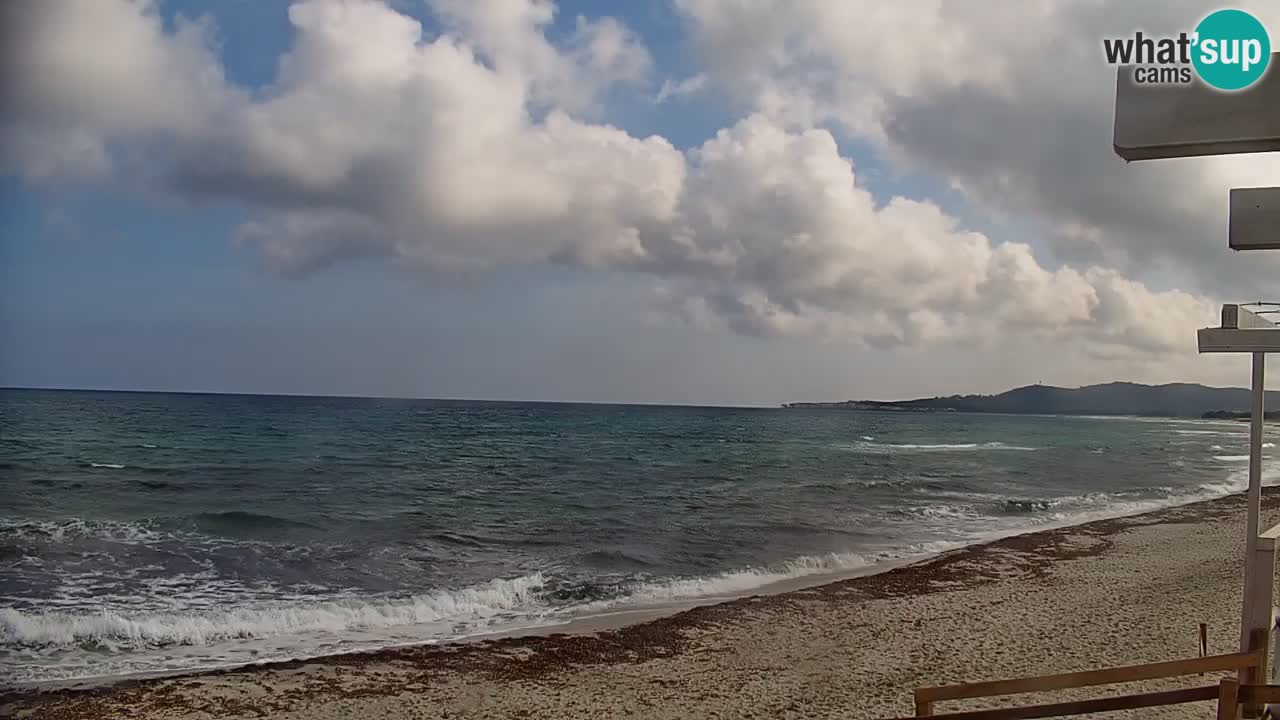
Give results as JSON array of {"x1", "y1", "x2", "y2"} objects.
[
  {"x1": 1243, "y1": 353, "x2": 1267, "y2": 655},
  {"x1": 1241, "y1": 353, "x2": 1268, "y2": 718},
  {"x1": 1252, "y1": 538, "x2": 1276, "y2": 657},
  {"x1": 914, "y1": 689, "x2": 933, "y2": 717}
]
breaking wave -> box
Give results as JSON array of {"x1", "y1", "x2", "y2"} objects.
[
  {"x1": 0, "y1": 574, "x2": 549, "y2": 651},
  {"x1": 0, "y1": 550, "x2": 894, "y2": 656}
]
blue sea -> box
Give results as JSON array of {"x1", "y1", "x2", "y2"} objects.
[{"x1": 1, "y1": 389, "x2": 1274, "y2": 684}]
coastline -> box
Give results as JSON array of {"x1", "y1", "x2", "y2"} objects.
[{"x1": 6, "y1": 488, "x2": 1278, "y2": 719}]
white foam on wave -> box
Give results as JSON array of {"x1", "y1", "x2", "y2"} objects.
[
  {"x1": 621, "y1": 551, "x2": 882, "y2": 604},
  {"x1": 856, "y1": 441, "x2": 1038, "y2": 452},
  {"x1": 1038, "y1": 464, "x2": 1279, "y2": 528},
  {"x1": 907, "y1": 504, "x2": 980, "y2": 520},
  {"x1": 628, "y1": 465, "x2": 1280, "y2": 610},
  {"x1": 611, "y1": 464, "x2": 1278, "y2": 610},
  {"x1": 0, "y1": 574, "x2": 548, "y2": 651},
  {"x1": 89, "y1": 463, "x2": 125, "y2": 469},
  {"x1": 0, "y1": 518, "x2": 166, "y2": 544},
  {"x1": 1176, "y1": 429, "x2": 1241, "y2": 436}
]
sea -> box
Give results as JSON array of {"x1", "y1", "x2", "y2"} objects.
[{"x1": 2, "y1": 388, "x2": 1276, "y2": 686}]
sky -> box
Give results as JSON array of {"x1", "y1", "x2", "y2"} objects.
[{"x1": 1, "y1": 0, "x2": 1278, "y2": 406}]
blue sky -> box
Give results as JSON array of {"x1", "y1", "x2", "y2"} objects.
[
  {"x1": 0, "y1": 0, "x2": 913, "y2": 402},
  {"x1": 3, "y1": 0, "x2": 1274, "y2": 402}
]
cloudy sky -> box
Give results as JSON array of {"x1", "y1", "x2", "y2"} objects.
[{"x1": 2, "y1": 0, "x2": 1277, "y2": 405}]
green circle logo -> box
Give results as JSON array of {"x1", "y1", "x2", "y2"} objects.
[{"x1": 1192, "y1": 9, "x2": 1271, "y2": 91}]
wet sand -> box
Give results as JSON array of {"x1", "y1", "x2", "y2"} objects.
[{"x1": 5, "y1": 491, "x2": 1278, "y2": 719}]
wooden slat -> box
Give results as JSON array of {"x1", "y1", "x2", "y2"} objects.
[
  {"x1": 1219, "y1": 679, "x2": 1240, "y2": 720},
  {"x1": 916, "y1": 651, "x2": 1261, "y2": 704},
  {"x1": 1238, "y1": 685, "x2": 1280, "y2": 704},
  {"x1": 885, "y1": 685, "x2": 1218, "y2": 720}
]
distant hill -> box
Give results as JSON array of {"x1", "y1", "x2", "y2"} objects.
[{"x1": 783, "y1": 382, "x2": 1280, "y2": 419}]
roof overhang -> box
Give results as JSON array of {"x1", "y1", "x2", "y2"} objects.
[
  {"x1": 1114, "y1": 57, "x2": 1280, "y2": 161},
  {"x1": 1198, "y1": 304, "x2": 1280, "y2": 353}
]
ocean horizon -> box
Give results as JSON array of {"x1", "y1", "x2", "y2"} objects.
[
  {"x1": 0, "y1": 387, "x2": 784, "y2": 410},
  {"x1": 3, "y1": 387, "x2": 1276, "y2": 685}
]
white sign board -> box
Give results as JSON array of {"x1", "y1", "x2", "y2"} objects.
[
  {"x1": 1231, "y1": 187, "x2": 1280, "y2": 251},
  {"x1": 1114, "y1": 55, "x2": 1280, "y2": 160}
]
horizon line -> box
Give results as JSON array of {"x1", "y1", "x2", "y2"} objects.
[
  {"x1": 2, "y1": 379, "x2": 1272, "y2": 409},
  {"x1": 0, "y1": 385, "x2": 777, "y2": 410}
]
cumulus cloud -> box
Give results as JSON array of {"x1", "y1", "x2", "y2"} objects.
[
  {"x1": 676, "y1": 0, "x2": 1280, "y2": 297},
  {"x1": 0, "y1": 0, "x2": 1228, "y2": 361},
  {"x1": 0, "y1": 0, "x2": 244, "y2": 181}
]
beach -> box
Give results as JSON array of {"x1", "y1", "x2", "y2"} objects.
[{"x1": 6, "y1": 489, "x2": 1277, "y2": 720}]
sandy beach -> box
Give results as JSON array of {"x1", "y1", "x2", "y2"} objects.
[{"x1": 6, "y1": 491, "x2": 1278, "y2": 720}]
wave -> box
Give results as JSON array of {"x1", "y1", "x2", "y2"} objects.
[
  {"x1": 1175, "y1": 429, "x2": 1239, "y2": 436},
  {"x1": 86, "y1": 463, "x2": 125, "y2": 469},
  {"x1": 1001, "y1": 499, "x2": 1058, "y2": 513},
  {"x1": 0, "y1": 550, "x2": 884, "y2": 655},
  {"x1": 0, "y1": 574, "x2": 549, "y2": 651},
  {"x1": 9, "y1": 461, "x2": 1280, "y2": 683},
  {"x1": 133, "y1": 480, "x2": 180, "y2": 492},
  {"x1": 0, "y1": 511, "x2": 317, "y2": 546},
  {"x1": 1000, "y1": 464, "x2": 1280, "y2": 528},
  {"x1": 573, "y1": 549, "x2": 658, "y2": 571},
  {"x1": 1216, "y1": 455, "x2": 1252, "y2": 462},
  {"x1": 0, "y1": 518, "x2": 168, "y2": 544},
  {"x1": 181, "y1": 511, "x2": 318, "y2": 535},
  {"x1": 897, "y1": 504, "x2": 980, "y2": 520},
  {"x1": 854, "y1": 441, "x2": 1038, "y2": 453},
  {"x1": 621, "y1": 550, "x2": 885, "y2": 604}
]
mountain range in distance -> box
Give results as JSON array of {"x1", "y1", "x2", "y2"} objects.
[{"x1": 782, "y1": 382, "x2": 1280, "y2": 420}]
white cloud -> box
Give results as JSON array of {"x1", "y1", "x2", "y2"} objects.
[
  {"x1": 0, "y1": 0, "x2": 1230, "y2": 368},
  {"x1": 676, "y1": 0, "x2": 1280, "y2": 298},
  {"x1": 426, "y1": 0, "x2": 650, "y2": 115},
  {"x1": 0, "y1": 0, "x2": 244, "y2": 181},
  {"x1": 648, "y1": 116, "x2": 1216, "y2": 351}
]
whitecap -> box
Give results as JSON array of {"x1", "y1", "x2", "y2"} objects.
[
  {"x1": 0, "y1": 574, "x2": 549, "y2": 651},
  {"x1": 861, "y1": 441, "x2": 1037, "y2": 452}
]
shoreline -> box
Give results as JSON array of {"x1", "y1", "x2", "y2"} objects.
[
  {"x1": 4, "y1": 550, "x2": 922, "y2": 694},
  {"x1": 7, "y1": 487, "x2": 1278, "y2": 719},
  {"x1": 5, "y1": 481, "x2": 1252, "y2": 694}
]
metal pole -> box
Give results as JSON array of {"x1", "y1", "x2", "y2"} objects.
[{"x1": 1242, "y1": 352, "x2": 1266, "y2": 657}]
